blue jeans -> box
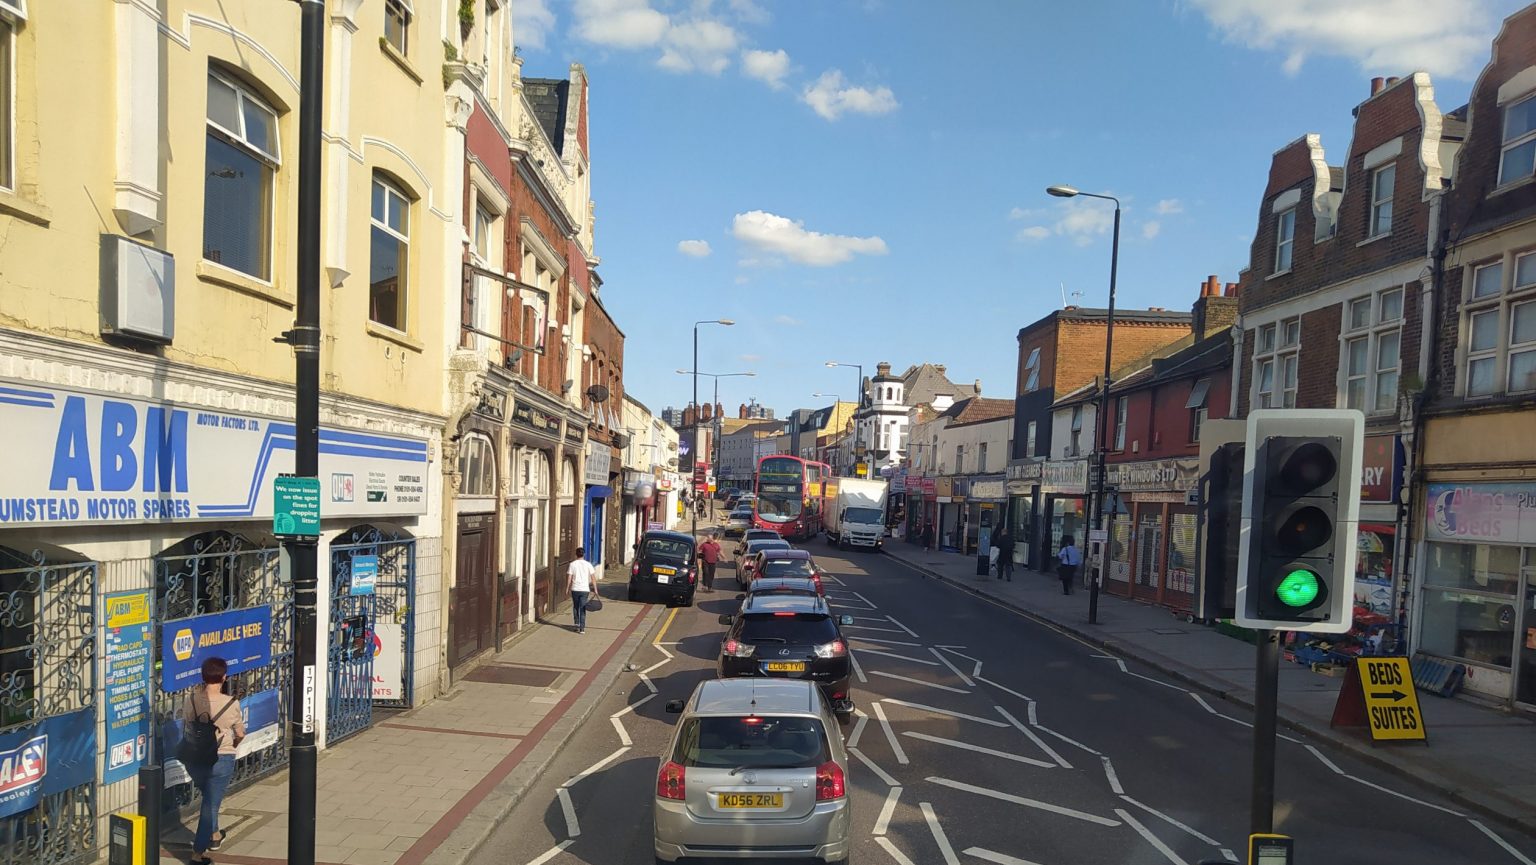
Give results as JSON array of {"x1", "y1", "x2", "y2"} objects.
[
  {"x1": 190, "y1": 754, "x2": 235, "y2": 853},
  {"x1": 571, "y1": 591, "x2": 589, "y2": 631}
]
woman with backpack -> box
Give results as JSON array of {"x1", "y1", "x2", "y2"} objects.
[{"x1": 181, "y1": 657, "x2": 245, "y2": 864}]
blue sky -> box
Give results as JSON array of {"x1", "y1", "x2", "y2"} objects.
[{"x1": 514, "y1": 0, "x2": 1526, "y2": 418}]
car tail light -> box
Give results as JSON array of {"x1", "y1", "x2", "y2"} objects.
[
  {"x1": 656, "y1": 760, "x2": 686, "y2": 800},
  {"x1": 723, "y1": 639, "x2": 756, "y2": 658},
  {"x1": 631, "y1": 562, "x2": 640, "y2": 576},
  {"x1": 814, "y1": 640, "x2": 846, "y2": 659},
  {"x1": 813, "y1": 574, "x2": 824, "y2": 595},
  {"x1": 815, "y1": 761, "x2": 845, "y2": 800}
]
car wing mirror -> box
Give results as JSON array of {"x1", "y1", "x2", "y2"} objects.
[
  {"x1": 718, "y1": 614, "x2": 735, "y2": 625},
  {"x1": 838, "y1": 614, "x2": 854, "y2": 626},
  {"x1": 664, "y1": 699, "x2": 686, "y2": 714}
]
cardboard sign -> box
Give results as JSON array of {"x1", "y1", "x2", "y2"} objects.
[{"x1": 1330, "y1": 656, "x2": 1427, "y2": 742}]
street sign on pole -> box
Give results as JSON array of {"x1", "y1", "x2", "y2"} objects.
[{"x1": 273, "y1": 475, "x2": 321, "y2": 538}]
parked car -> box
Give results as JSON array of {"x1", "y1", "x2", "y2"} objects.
[
  {"x1": 656, "y1": 678, "x2": 851, "y2": 864},
  {"x1": 743, "y1": 576, "x2": 822, "y2": 601},
  {"x1": 737, "y1": 538, "x2": 792, "y2": 587},
  {"x1": 629, "y1": 530, "x2": 698, "y2": 607},
  {"x1": 735, "y1": 528, "x2": 781, "y2": 559},
  {"x1": 755, "y1": 549, "x2": 825, "y2": 594},
  {"x1": 724, "y1": 506, "x2": 755, "y2": 537},
  {"x1": 716, "y1": 594, "x2": 855, "y2": 723}
]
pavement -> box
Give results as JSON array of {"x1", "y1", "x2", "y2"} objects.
[
  {"x1": 881, "y1": 540, "x2": 1536, "y2": 841},
  {"x1": 463, "y1": 542, "x2": 1536, "y2": 865},
  {"x1": 161, "y1": 564, "x2": 661, "y2": 865}
]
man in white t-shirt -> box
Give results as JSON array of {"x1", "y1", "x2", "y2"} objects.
[{"x1": 566, "y1": 548, "x2": 599, "y2": 634}]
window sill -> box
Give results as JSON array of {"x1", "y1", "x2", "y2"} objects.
[
  {"x1": 379, "y1": 40, "x2": 423, "y2": 85},
  {"x1": 1356, "y1": 231, "x2": 1392, "y2": 248},
  {"x1": 366, "y1": 320, "x2": 425, "y2": 353},
  {"x1": 0, "y1": 188, "x2": 51, "y2": 226},
  {"x1": 1489, "y1": 174, "x2": 1536, "y2": 199},
  {"x1": 1265, "y1": 268, "x2": 1292, "y2": 281},
  {"x1": 197, "y1": 260, "x2": 292, "y2": 307}
]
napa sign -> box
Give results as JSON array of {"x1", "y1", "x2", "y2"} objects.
[{"x1": 0, "y1": 380, "x2": 430, "y2": 527}]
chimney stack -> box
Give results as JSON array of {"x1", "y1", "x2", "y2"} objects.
[
  {"x1": 1386, "y1": 76, "x2": 1400, "y2": 88},
  {"x1": 973, "y1": 379, "x2": 982, "y2": 394},
  {"x1": 716, "y1": 402, "x2": 724, "y2": 421},
  {"x1": 1192, "y1": 273, "x2": 1240, "y2": 340},
  {"x1": 1370, "y1": 76, "x2": 1385, "y2": 96},
  {"x1": 935, "y1": 364, "x2": 947, "y2": 375},
  {"x1": 739, "y1": 403, "x2": 748, "y2": 419},
  {"x1": 876, "y1": 361, "x2": 892, "y2": 377}
]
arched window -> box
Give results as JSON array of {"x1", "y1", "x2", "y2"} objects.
[
  {"x1": 561, "y1": 457, "x2": 577, "y2": 498},
  {"x1": 458, "y1": 434, "x2": 497, "y2": 497}
]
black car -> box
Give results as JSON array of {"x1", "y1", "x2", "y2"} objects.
[
  {"x1": 717, "y1": 594, "x2": 855, "y2": 722},
  {"x1": 743, "y1": 576, "x2": 821, "y2": 599},
  {"x1": 629, "y1": 530, "x2": 697, "y2": 606}
]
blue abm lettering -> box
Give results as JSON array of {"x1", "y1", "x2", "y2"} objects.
[{"x1": 48, "y1": 397, "x2": 189, "y2": 494}]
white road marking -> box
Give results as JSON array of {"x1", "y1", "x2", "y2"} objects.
[
  {"x1": 929, "y1": 647, "x2": 976, "y2": 686},
  {"x1": 886, "y1": 615, "x2": 921, "y2": 637},
  {"x1": 1189, "y1": 693, "x2": 1218, "y2": 714},
  {"x1": 610, "y1": 693, "x2": 656, "y2": 718},
  {"x1": 873, "y1": 786, "x2": 903, "y2": 836},
  {"x1": 850, "y1": 649, "x2": 869, "y2": 684},
  {"x1": 875, "y1": 836, "x2": 918, "y2": 865},
  {"x1": 636, "y1": 669, "x2": 659, "y2": 694},
  {"x1": 843, "y1": 623, "x2": 908, "y2": 634},
  {"x1": 1344, "y1": 774, "x2": 1463, "y2": 816},
  {"x1": 963, "y1": 847, "x2": 1047, "y2": 865},
  {"x1": 852, "y1": 590, "x2": 880, "y2": 608},
  {"x1": 525, "y1": 840, "x2": 574, "y2": 865},
  {"x1": 929, "y1": 777, "x2": 1120, "y2": 826},
  {"x1": 1115, "y1": 807, "x2": 1188, "y2": 865},
  {"x1": 850, "y1": 635, "x2": 925, "y2": 647},
  {"x1": 831, "y1": 601, "x2": 877, "y2": 611},
  {"x1": 849, "y1": 746, "x2": 900, "y2": 786},
  {"x1": 1113, "y1": 658, "x2": 1188, "y2": 692},
  {"x1": 975, "y1": 675, "x2": 1032, "y2": 703},
  {"x1": 1118, "y1": 795, "x2": 1221, "y2": 846},
  {"x1": 995, "y1": 705, "x2": 1072, "y2": 769},
  {"x1": 869, "y1": 669, "x2": 971, "y2": 695},
  {"x1": 933, "y1": 644, "x2": 968, "y2": 650},
  {"x1": 920, "y1": 802, "x2": 962, "y2": 865},
  {"x1": 903, "y1": 731, "x2": 1055, "y2": 768},
  {"x1": 609, "y1": 715, "x2": 630, "y2": 746},
  {"x1": 1033, "y1": 722, "x2": 1103, "y2": 756},
  {"x1": 1221, "y1": 849, "x2": 1238, "y2": 863},
  {"x1": 1471, "y1": 819, "x2": 1536, "y2": 865},
  {"x1": 871, "y1": 701, "x2": 909, "y2": 765},
  {"x1": 1304, "y1": 744, "x2": 1344, "y2": 774},
  {"x1": 858, "y1": 647, "x2": 941, "y2": 666},
  {"x1": 561, "y1": 746, "x2": 630, "y2": 788},
  {"x1": 1100, "y1": 757, "x2": 1124, "y2": 794},
  {"x1": 556, "y1": 786, "x2": 580, "y2": 837},
  {"x1": 881, "y1": 697, "x2": 1010, "y2": 727},
  {"x1": 847, "y1": 709, "x2": 869, "y2": 749},
  {"x1": 652, "y1": 643, "x2": 674, "y2": 660},
  {"x1": 1027, "y1": 702, "x2": 1039, "y2": 726},
  {"x1": 1090, "y1": 653, "x2": 1118, "y2": 659},
  {"x1": 1214, "y1": 713, "x2": 1253, "y2": 730}
]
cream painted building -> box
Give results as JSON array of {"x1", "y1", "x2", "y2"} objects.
[{"x1": 0, "y1": 1, "x2": 463, "y2": 856}]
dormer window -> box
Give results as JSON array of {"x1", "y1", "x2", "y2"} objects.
[{"x1": 1499, "y1": 93, "x2": 1536, "y2": 187}]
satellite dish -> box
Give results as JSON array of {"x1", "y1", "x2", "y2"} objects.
[{"x1": 586, "y1": 384, "x2": 611, "y2": 403}]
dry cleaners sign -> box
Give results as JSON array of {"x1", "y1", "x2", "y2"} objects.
[{"x1": 0, "y1": 380, "x2": 430, "y2": 527}]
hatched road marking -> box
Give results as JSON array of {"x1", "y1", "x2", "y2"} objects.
[
  {"x1": 873, "y1": 786, "x2": 903, "y2": 836},
  {"x1": 868, "y1": 669, "x2": 971, "y2": 695},
  {"x1": 921, "y1": 802, "x2": 962, "y2": 865},
  {"x1": 928, "y1": 777, "x2": 1121, "y2": 827},
  {"x1": 963, "y1": 848, "x2": 1049, "y2": 865},
  {"x1": 929, "y1": 646, "x2": 976, "y2": 685},
  {"x1": 1115, "y1": 807, "x2": 1188, "y2": 865},
  {"x1": 871, "y1": 701, "x2": 909, "y2": 765},
  {"x1": 848, "y1": 746, "x2": 900, "y2": 786},
  {"x1": 995, "y1": 705, "x2": 1072, "y2": 769},
  {"x1": 903, "y1": 731, "x2": 1056, "y2": 768},
  {"x1": 881, "y1": 697, "x2": 1009, "y2": 727}
]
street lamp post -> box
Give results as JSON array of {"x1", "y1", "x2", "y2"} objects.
[
  {"x1": 1046, "y1": 184, "x2": 1120, "y2": 625},
  {"x1": 677, "y1": 369, "x2": 755, "y2": 515},
  {"x1": 824, "y1": 362, "x2": 864, "y2": 475},
  {"x1": 690, "y1": 319, "x2": 734, "y2": 538},
  {"x1": 810, "y1": 392, "x2": 842, "y2": 473}
]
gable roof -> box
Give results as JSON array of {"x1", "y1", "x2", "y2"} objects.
[
  {"x1": 898, "y1": 363, "x2": 979, "y2": 406},
  {"x1": 524, "y1": 78, "x2": 570, "y2": 156},
  {"x1": 939, "y1": 396, "x2": 1015, "y2": 427}
]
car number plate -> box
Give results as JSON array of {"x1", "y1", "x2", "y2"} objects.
[
  {"x1": 719, "y1": 792, "x2": 782, "y2": 809},
  {"x1": 656, "y1": 575, "x2": 670, "y2": 584},
  {"x1": 765, "y1": 662, "x2": 805, "y2": 672},
  {"x1": 654, "y1": 566, "x2": 676, "y2": 575}
]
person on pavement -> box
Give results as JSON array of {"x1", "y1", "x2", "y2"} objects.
[
  {"x1": 182, "y1": 656, "x2": 246, "y2": 865},
  {"x1": 698, "y1": 533, "x2": 721, "y2": 591},
  {"x1": 994, "y1": 527, "x2": 1015, "y2": 582},
  {"x1": 1057, "y1": 536, "x2": 1081, "y2": 595},
  {"x1": 922, "y1": 521, "x2": 935, "y2": 552},
  {"x1": 567, "y1": 548, "x2": 598, "y2": 634}
]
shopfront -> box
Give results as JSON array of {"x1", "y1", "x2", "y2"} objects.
[
  {"x1": 935, "y1": 477, "x2": 964, "y2": 552},
  {"x1": 905, "y1": 477, "x2": 935, "y2": 543},
  {"x1": 583, "y1": 440, "x2": 613, "y2": 568},
  {"x1": 1006, "y1": 460, "x2": 1041, "y2": 569},
  {"x1": 1105, "y1": 458, "x2": 1199, "y2": 610},
  {"x1": 1040, "y1": 459, "x2": 1088, "y2": 569},
  {"x1": 1418, "y1": 481, "x2": 1536, "y2": 708},
  {"x1": 1356, "y1": 435, "x2": 1405, "y2": 621},
  {"x1": 507, "y1": 397, "x2": 561, "y2": 626},
  {"x1": 967, "y1": 476, "x2": 1007, "y2": 557}
]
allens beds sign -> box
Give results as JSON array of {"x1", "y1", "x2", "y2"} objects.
[{"x1": 0, "y1": 380, "x2": 430, "y2": 527}]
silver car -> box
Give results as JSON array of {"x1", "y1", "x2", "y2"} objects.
[{"x1": 655, "y1": 678, "x2": 851, "y2": 864}]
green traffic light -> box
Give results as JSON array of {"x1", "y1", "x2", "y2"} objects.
[{"x1": 1276, "y1": 569, "x2": 1322, "y2": 607}]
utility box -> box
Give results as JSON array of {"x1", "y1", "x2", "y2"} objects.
[{"x1": 108, "y1": 813, "x2": 146, "y2": 865}]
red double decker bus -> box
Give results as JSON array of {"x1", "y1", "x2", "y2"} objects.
[{"x1": 753, "y1": 455, "x2": 831, "y2": 541}]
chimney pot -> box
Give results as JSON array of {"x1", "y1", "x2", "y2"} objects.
[
  {"x1": 1148, "y1": 306, "x2": 1166, "y2": 312},
  {"x1": 935, "y1": 364, "x2": 946, "y2": 375},
  {"x1": 1386, "y1": 76, "x2": 1400, "y2": 87},
  {"x1": 974, "y1": 378, "x2": 982, "y2": 393},
  {"x1": 1371, "y1": 76, "x2": 1385, "y2": 96},
  {"x1": 1224, "y1": 282, "x2": 1240, "y2": 297}
]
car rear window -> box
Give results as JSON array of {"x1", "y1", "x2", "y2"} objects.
[
  {"x1": 673, "y1": 715, "x2": 830, "y2": 769},
  {"x1": 761, "y1": 559, "x2": 815, "y2": 578},
  {"x1": 739, "y1": 613, "x2": 838, "y2": 645},
  {"x1": 644, "y1": 538, "x2": 692, "y2": 559},
  {"x1": 747, "y1": 541, "x2": 790, "y2": 555}
]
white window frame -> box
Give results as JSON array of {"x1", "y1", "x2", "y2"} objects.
[
  {"x1": 0, "y1": 1, "x2": 26, "y2": 25},
  {"x1": 1252, "y1": 318, "x2": 1299, "y2": 409},
  {"x1": 369, "y1": 174, "x2": 411, "y2": 332},
  {"x1": 384, "y1": 0, "x2": 412, "y2": 56},
  {"x1": 1186, "y1": 379, "x2": 1211, "y2": 444},
  {"x1": 978, "y1": 442, "x2": 988, "y2": 473},
  {"x1": 1369, "y1": 164, "x2": 1395, "y2": 237},
  {"x1": 1068, "y1": 406, "x2": 1083, "y2": 457},
  {"x1": 1026, "y1": 421, "x2": 1037, "y2": 457},
  {"x1": 472, "y1": 200, "x2": 497, "y2": 265},
  {"x1": 1461, "y1": 250, "x2": 1536, "y2": 396},
  {"x1": 1113, "y1": 397, "x2": 1127, "y2": 451},
  {"x1": 1498, "y1": 92, "x2": 1536, "y2": 188},
  {"x1": 1338, "y1": 287, "x2": 1403, "y2": 415},
  {"x1": 205, "y1": 69, "x2": 281, "y2": 281},
  {"x1": 1274, "y1": 208, "x2": 1295, "y2": 273},
  {"x1": 1023, "y1": 348, "x2": 1041, "y2": 392}
]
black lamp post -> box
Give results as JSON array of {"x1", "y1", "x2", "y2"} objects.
[{"x1": 691, "y1": 320, "x2": 733, "y2": 537}]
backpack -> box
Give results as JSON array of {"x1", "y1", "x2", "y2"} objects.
[{"x1": 179, "y1": 690, "x2": 235, "y2": 769}]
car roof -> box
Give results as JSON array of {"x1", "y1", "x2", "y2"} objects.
[
  {"x1": 742, "y1": 594, "x2": 828, "y2": 615},
  {"x1": 749, "y1": 576, "x2": 818, "y2": 593},
  {"x1": 643, "y1": 530, "x2": 695, "y2": 544},
  {"x1": 692, "y1": 678, "x2": 816, "y2": 715},
  {"x1": 760, "y1": 549, "x2": 812, "y2": 560},
  {"x1": 746, "y1": 538, "x2": 790, "y2": 548},
  {"x1": 744, "y1": 528, "x2": 777, "y2": 536}
]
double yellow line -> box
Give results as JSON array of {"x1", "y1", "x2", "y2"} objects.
[{"x1": 654, "y1": 606, "x2": 680, "y2": 646}]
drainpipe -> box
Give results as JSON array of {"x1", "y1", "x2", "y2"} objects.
[{"x1": 1228, "y1": 316, "x2": 1244, "y2": 419}]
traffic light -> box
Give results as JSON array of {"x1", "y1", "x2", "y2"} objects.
[
  {"x1": 1196, "y1": 423, "x2": 1245, "y2": 621},
  {"x1": 1236, "y1": 409, "x2": 1363, "y2": 633}
]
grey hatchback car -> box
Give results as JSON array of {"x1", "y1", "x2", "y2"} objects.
[{"x1": 655, "y1": 679, "x2": 851, "y2": 864}]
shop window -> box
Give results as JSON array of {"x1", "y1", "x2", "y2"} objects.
[
  {"x1": 204, "y1": 70, "x2": 280, "y2": 280},
  {"x1": 1418, "y1": 542, "x2": 1522, "y2": 668}
]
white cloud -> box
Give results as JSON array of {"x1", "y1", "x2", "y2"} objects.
[
  {"x1": 801, "y1": 70, "x2": 899, "y2": 121},
  {"x1": 1155, "y1": 198, "x2": 1184, "y2": 215},
  {"x1": 658, "y1": 19, "x2": 739, "y2": 74},
  {"x1": 773, "y1": 314, "x2": 802, "y2": 326},
  {"x1": 729, "y1": 0, "x2": 770, "y2": 24},
  {"x1": 677, "y1": 239, "x2": 712, "y2": 257},
  {"x1": 1008, "y1": 206, "x2": 1030, "y2": 220},
  {"x1": 740, "y1": 353, "x2": 764, "y2": 362},
  {"x1": 1188, "y1": 0, "x2": 1497, "y2": 78},
  {"x1": 732, "y1": 211, "x2": 889, "y2": 266},
  {"x1": 1015, "y1": 199, "x2": 1115, "y2": 247},
  {"x1": 513, "y1": 0, "x2": 556, "y2": 51},
  {"x1": 1015, "y1": 226, "x2": 1052, "y2": 241},
  {"x1": 573, "y1": 0, "x2": 669, "y2": 47},
  {"x1": 741, "y1": 48, "x2": 791, "y2": 89},
  {"x1": 1142, "y1": 221, "x2": 1162, "y2": 239}
]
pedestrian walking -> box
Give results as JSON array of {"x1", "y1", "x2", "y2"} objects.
[
  {"x1": 181, "y1": 657, "x2": 245, "y2": 865},
  {"x1": 698, "y1": 532, "x2": 721, "y2": 591},
  {"x1": 922, "y1": 521, "x2": 935, "y2": 552},
  {"x1": 567, "y1": 547, "x2": 598, "y2": 634},
  {"x1": 994, "y1": 527, "x2": 1015, "y2": 581},
  {"x1": 1057, "y1": 535, "x2": 1081, "y2": 595}
]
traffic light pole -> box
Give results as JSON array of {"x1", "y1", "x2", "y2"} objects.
[{"x1": 1251, "y1": 628, "x2": 1281, "y2": 834}]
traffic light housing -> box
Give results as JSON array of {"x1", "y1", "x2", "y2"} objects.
[
  {"x1": 1196, "y1": 427, "x2": 1245, "y2": 622},
  {"x1": 1236, "y1": 410, "x2": 1363, "y2": 633}
]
